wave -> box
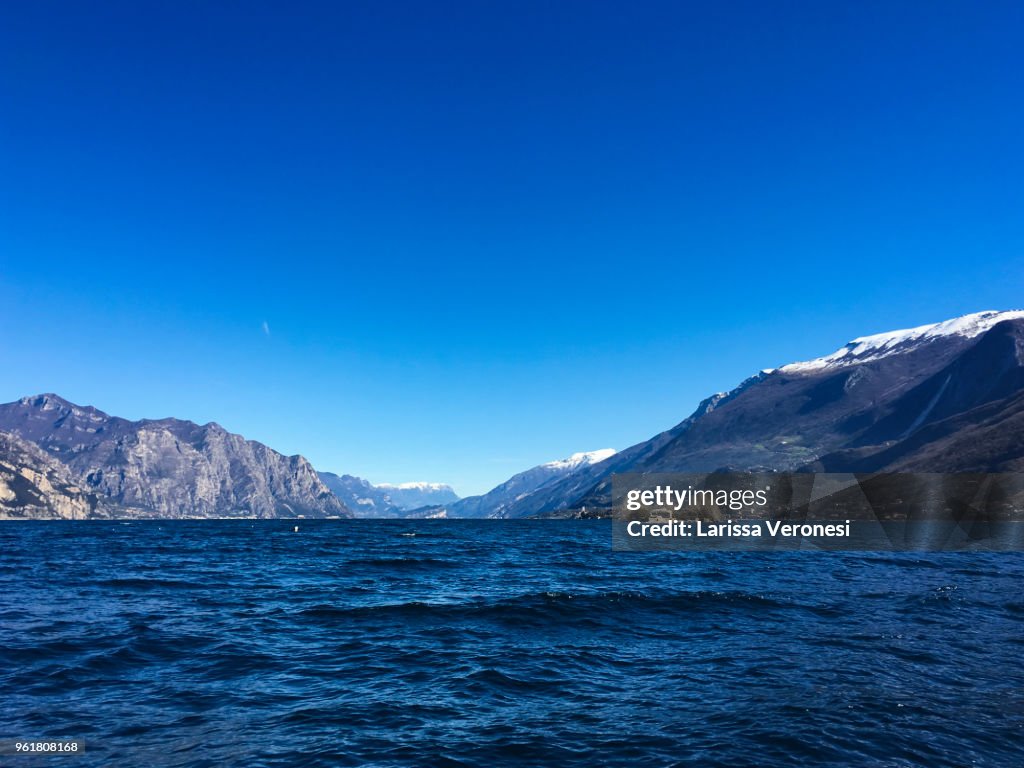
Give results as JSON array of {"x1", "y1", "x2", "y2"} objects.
[{"x1": 292, "y1": 589, "x2": 803, "y2": 628}]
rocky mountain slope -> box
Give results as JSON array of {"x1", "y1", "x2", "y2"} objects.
[
  {"x1": 435, "y1": 449, "x2": 617, "y2": 518},
  {"x1": 317, "y1": 472, "x2": 401, "y2": 518},
  {"x1": 0, "y1": 430, "x2": 107, "y2": 519},
  {"x1": 495, "y1": 311, "x2": 1024, "y2": 517},
  {"x1": 0, "y1": 395, "x2": 351, "y2": 519},
  {"x1": 812, "y1": 315, "x2": 1024, "y2": 472}
]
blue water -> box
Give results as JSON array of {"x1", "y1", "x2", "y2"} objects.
[{"x1": 2, "y1": 520, "x2": 1023, "y2": 767}]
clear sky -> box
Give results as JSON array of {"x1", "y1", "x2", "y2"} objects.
[{"x1": 2, "y1": 1, "x2": 1023, "y2": 495}]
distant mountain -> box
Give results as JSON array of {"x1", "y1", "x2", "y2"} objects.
[
  {"x1": 316, "y1": 474, "x2": 458, "y2": 517},
  {"x1": 0, "y1": 394, "x2": 352, "y2": 519},
  {"x1": 317, "y1": 472, "x2": 401, "y2": 518},
  {"x1": 488, "y1": 311, "x2": 1024, "y2": 517},
  {"x1": 7, "y1": 311, "x2": 1022, "y2": 520},
  {"x1": 375, "y1": 482, "x2": 459, "y2": 510},
  {"x1": 440, "y1": 449, "x2": 617, "y2": 518}
]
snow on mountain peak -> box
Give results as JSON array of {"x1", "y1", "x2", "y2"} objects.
[
  {"x1": 541, "y1": 449, "x2": 617, "y2": 471},
  {"x1": 780, "y1": 310, "x2": 1024, "y2": 374},
  {"x1": 376, "y1": 482, "x2": 453, "y2": 491}
]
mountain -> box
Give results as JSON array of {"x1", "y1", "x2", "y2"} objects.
[
  {"x1": 489, "y1": 311, "x2": 1024, "y2": 517},
  {"x1": 777, "y1": 311, "x2": 1024, "y2": 374},
  {"x1": 0, "y1": 394, "x2": 352, "y2": 519},
  {"x1": 440, "y1": 449, "x2": 617, "y2": 518},
  {"x1": 374, "y1": 482, "x2": 460, "y2": 510},
  {"x1": 7, "y1": 310, "x2": 1022, "y2": 520},
  {"x1": 317, "y1": 472, "x2": 402, "y2": 518},
  {"x1": 0, "y1": 430, "x2": 107, "y2": 519},
  {"x1": 316, "y1": 474, "x2": 459, "y2": 517},
  {"x1": 811, "y1": 314, "x2": 1024, "y2": 472}
]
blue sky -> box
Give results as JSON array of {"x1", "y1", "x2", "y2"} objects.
[{"x1": 2, "y1": 1, "x2": 1023, "y2": 494}]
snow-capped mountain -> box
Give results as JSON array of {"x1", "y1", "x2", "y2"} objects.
[
  {"x1": 374, "y1": 482, "x2": 459, "y2": 510},
  {"x1": 441, "y1": 448, "x2": 618, "y2": 518},
  {"x1": 487, "y1": 311, "x2": 1024, "y2": 517},
  {"x1": 539, "y1": 449, "x2": 617, "y2": 471},
  {"x1": 316, "y1": 475, "x2": 459, "y2": 517},
  {"x1": 779, "y1": 310, "x2": 1024, "y2": 374},
  {"x1": 317, "y1": 472, "x2": 401, "y2": 518}
]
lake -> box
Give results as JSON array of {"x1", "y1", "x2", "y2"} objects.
[{"x1": 2, "y1": 519, "x2": 1022, "y2": 767}]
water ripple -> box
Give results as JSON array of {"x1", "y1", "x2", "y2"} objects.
[{"x1": 1, "y1": 519, "x2": 1022, "y2": 767}]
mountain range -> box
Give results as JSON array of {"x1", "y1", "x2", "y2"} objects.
[
  {"x1": 315, "y1": 473, "x2": 459, "y2": 518},
  {"x1": 0, "y1": 395, "x2": 350, "y2": 519},
  {"x1": 507, "y1": 310, "x2": 1024, "y2": 517},
  {"x1": 3, "y1": 310, "x2": 1023, "y2": 519},
  {"x1": 375, "y1": 482, "x2": 460, "y2": 510},
  {"x1": 431, "y1": 449, "x2": 617, "y2": 518}
]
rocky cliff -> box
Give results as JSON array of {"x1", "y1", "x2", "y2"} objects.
[
  {"x1": 0, "y1": 395, "x2": 351, "y2": 519},
  {"x1": 0, "y1": 430, "x2": 106, "y2": 519}
]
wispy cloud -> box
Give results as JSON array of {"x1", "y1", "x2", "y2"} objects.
[{"x1": 262, "y1": 321, "x2": 271, "y2": 337}]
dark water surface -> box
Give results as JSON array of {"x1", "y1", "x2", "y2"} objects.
[{"x1": 2, "y1": 520, "x2": 1023, "y2": 767}]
